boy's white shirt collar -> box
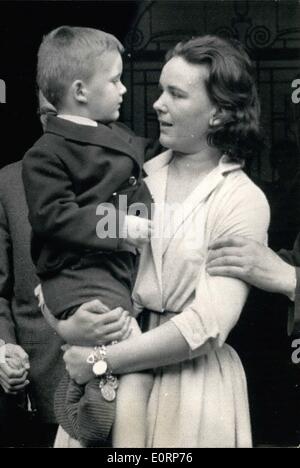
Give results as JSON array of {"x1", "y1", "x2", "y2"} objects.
[{"x1": 57, "y1": 114, "x2": 98, "y2": 127}]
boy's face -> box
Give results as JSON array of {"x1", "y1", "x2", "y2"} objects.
[{"x1": 86, "y1": 49, "x2": 126, "y2": 123}]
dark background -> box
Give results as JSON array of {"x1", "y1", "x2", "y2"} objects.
[{"x1": 0, "y1": 0, "x2": 139, "y2": 167}]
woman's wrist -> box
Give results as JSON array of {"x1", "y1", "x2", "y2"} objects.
[
  {"x1": 104, "y1": 318, "x2": 142, "y2": 374},
  {"x1": 104, "y1": 343, "x2": 118, "y2": 374}
]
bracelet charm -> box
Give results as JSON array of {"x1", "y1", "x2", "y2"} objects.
[
  {"x1": 86, "y1": 345, "x2": 118, "y2": 402},
  {"x1": 100, "y1": 381, "x2": 116, "y2": 402}
]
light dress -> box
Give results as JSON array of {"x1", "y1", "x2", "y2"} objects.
[
  {"x1": 54, "y1": 151, "x2": 270, "y2": 448},
  {"x1": 114, "y1": 151, "x2": 270, "y2": 448}
]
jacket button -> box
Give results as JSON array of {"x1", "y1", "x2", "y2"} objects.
[{"x1": 128, "y1": 176, "x2": 137, "y2": 186}]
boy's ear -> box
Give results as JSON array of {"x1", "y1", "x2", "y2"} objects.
[{"x1": 71, "y1": 80, "x2": 88, "y2": 104}]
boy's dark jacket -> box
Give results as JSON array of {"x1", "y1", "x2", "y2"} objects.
[{"x1": 22, "y1": 116, "x2": 155, "y2": 277}]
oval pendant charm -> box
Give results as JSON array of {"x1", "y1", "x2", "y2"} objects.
[
  {"x1": 111, "y1": 378, "x2": 119, "y2": 390},
  {"x1": 107, "y1": 375, "x2": 118, "y2": 390},
  {"x1": 101, "y1": 383, "x2": 116, "y2": 402}
]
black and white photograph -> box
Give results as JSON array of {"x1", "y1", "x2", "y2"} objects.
[{"x1": 0, "y1": 0, "x2": 300, "y2": 450}]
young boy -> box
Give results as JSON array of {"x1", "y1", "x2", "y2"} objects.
[{"x1": 22, "y1": 26, "x2": 154, "y2": 447}]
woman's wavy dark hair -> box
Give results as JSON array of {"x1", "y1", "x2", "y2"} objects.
[{"x1": 166, "y1": 35, "x2": 263, "y2": 162}]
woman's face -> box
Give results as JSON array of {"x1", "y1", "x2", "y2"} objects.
[{"x1": 153, "y1": 56, "x2": 217, "y2": 154}]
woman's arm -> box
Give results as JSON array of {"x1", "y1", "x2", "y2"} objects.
[
  {"x1": 207, "y1": 236, "x2": 297, "y2": 299},
  {"x1": 108, "y1": 320, "x2": 192, "y2": 372},
  {"x1": 63, "y1": 318, "x2": 197, "y2": 384},
  {"x1": 63, "y1": 267, "x2": 242, "y2": 383},
  {"x1": 63, "y1": 270, "x2": 250, "y2": 382}
]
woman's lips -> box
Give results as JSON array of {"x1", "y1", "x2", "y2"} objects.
[{"x1": 159, "y1": 120, "x2": 173, "y2": 127}]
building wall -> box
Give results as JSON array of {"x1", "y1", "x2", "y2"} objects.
[{"x1": 122, "y1": 0, "x2": 300, "y2": 182}]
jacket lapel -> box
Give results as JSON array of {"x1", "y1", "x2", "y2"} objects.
[{"x1": 46, "y1": 116, "x2": 142, "y2": 168}]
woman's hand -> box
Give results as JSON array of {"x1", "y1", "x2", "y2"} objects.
[
  {"x1": 63, "y1": 346, "x2": 94, "y2": 385},
  {"x1": 51, "y1": 299, "x2": 132, "y2": 345}
]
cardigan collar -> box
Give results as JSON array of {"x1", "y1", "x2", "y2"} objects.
[
  {"x1": 144, "y1": 150, "x2": 243, "y2": 292},
  {"x1": 143, "y1": 149, "x2": 243, "y2": 177}
]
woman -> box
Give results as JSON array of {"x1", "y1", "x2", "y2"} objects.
[{"x1": 58, "y1": 35, "x2": 270, "y2": 447}]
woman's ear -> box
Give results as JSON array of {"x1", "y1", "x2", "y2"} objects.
[
  {"x1": 71, "y1": 80, "x2": 88, "y2": 104},
  {"x1": 209, "y1": 109, "x2": 229, "y2": 127},
  {"x1": 209, "y1": 116, "x2": 222, "y2": 127}
]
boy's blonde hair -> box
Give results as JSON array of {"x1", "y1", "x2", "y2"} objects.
[{"x1": 37, "y1": 26, "x2": 124, "y2": 109}]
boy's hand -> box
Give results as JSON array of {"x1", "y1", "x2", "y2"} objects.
[{"x1": 125, "y1": 215, "x2": 153, "y2": 249}]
